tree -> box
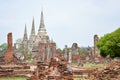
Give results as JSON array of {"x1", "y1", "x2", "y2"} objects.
[
  {"x1": 97, "y1": 28, "x2": 120, "y2": 58},
  {"x1": 23, "y1": 48, "x2": 29, "y2": 60},
  {"x1": 15, "y1": 38, "x2": 23, "y2": 50},
  {"x1": 56, "y1": 48, "x2": 63, "y2": 54},
  {"x1": 78, "y1": 47, "x2": 86, "y2": 57},
  {"x1": 0, "y1": 43, "x2": 7, "y2": 56}
]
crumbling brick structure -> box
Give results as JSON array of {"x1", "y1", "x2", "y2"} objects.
[
  {"x1": 39, "y1": 43, "x2": 56, "y2": 62},
  {"x1": 4, "y1": 32, "x2": 19, "y2": 64},
  {"x1": 4, "y1": 33, "x2": 14, "y2": 64}
]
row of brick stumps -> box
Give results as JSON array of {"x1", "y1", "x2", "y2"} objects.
[{"x1": 29, "y1": 57, "x2": 74, "y2": 80}]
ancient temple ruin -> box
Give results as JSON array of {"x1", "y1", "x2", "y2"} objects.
[
  {"x1": 21, "y1": 11, "x2": 56, "y2": 62},
  {"x1": 38, "y1": 43, "x2": 56, "y2": 62},
  {"x1": 63, "y1": 43, "x2": 80, "y2": 63}
]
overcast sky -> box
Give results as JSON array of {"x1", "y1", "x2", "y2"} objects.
[{"x1": 0, "y1": 0, "x2": 120, "y2": 48}]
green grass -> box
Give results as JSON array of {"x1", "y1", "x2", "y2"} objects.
[
  {"x1": 0, "y1": 77, "x2": 27, "y2": 80},
  {"x1": 83, "y1": 62, "x2": 107, "y2": 69},
  {"x1": 73, "y1": 62, "x2": 108, "y2": 80},
  {"x1": 74, "y1": 75, "x2": 90, "y2": 80},
  {"x1": 74, "y1": 77, "x2": 89, "y2": 80}
]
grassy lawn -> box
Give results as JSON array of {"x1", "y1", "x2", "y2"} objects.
[
  {"x1": 0, "y1": 77, "x2": 27, "y2": 80},
  {"x1": 74, "y1": 77, "x2": 89, "y2": 80},
  {"x1": 83, "y1": 62, "x2": 107, "y2": 69},
  {"x1": 73, "y1": 62, "x2": 108, "y2": 80}
]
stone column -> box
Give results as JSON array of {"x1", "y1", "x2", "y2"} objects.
[
  {"x1": 47, "y1": 45, "x2": 50, "y2": 62},
  {"x1": 14, "y1": 43, "x2": 16, "y2": 49},
  {"x1": 64, "y1": 45, "x2": 68, "y2": 60},
  {"x1": 51, "y1": 43, "x2": 56, "y2": 58},
  {"x1": 42, "y1": 52, "x2": 45, "y2": 62},
  {"x1": 94, "y1": 34, "x2": 99, "y2": 56},
  {"x1": 68, "y1": 49, "x2": 72, "y2": 63}
]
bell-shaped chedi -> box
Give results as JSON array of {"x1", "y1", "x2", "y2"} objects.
[{"x1": 4, "y1": 33, "x2": 14, "y2": 64}]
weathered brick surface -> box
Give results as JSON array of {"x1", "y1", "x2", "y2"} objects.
[
  {"x1": 4, "y1": 33, "x2": 14, "y2": 64},
  {"x1": 89, "y1": 60, "x2": 120, "y2": 80},
  {"x1": 29, "y1": 57, "x2": 73, "y2": 80},
  {"x1": 3, "y1": 33, "x2": 20, "y2": 64}
]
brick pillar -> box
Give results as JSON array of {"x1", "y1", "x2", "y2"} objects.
[
  {"x1": 94, "y1": 34, "x2": 99, "y2": 57},
  {"x1": 4, "y1": 33, "x2": 14, "y2": 64}
]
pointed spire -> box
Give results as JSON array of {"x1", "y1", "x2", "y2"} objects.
[
  {"x1": 22, "y1": 24, "x2": 28, "y2": 48},
  {"x1": 38, "y1": 11, "x2": 46, "y2": 32},
  {"x1": 29, "y1": 17, "x2": 36, "y2": 48},
  {"x1": 35, "y1": 10, "x2": 49, "y2": 44},
  {"x1": 23, "y1": 24, "x2": 28, "y2": 41},
  {"x1": 30, "y1": 17, "x2": 35, "y2": 36},
  {"x1": 28, "y1": 17, "x2": 36, "y2": 51}
]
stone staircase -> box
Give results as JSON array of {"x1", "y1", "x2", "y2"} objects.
[{"x1": 0, "y1": 63, "x2": 36, "y2": 78}]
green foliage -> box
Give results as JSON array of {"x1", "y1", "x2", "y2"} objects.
[
  {"x1": 78, "y1": 47, "x2": 86, "y2": 57},
  {"x1": 0, "y1": 77, "x2": 27, "y2": 80},
  {"x1": 23, "y1": 48, "x2": 30, "y2": 60},
  {"x1": 0, "y1": 43, "x2": 7, "y2": 56},
  {"x1": 16, "y1": 38, "x2": 23, "y2": 51},
  {"x1": 56, "y1": 48, "x2": 63, "y2": 53},
  {"x1": 78, "y1": 47, "x2": 92, "y2": 57},
  {"x1": 97, "y1": 28, "x2": 120, "y2": 58}
]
